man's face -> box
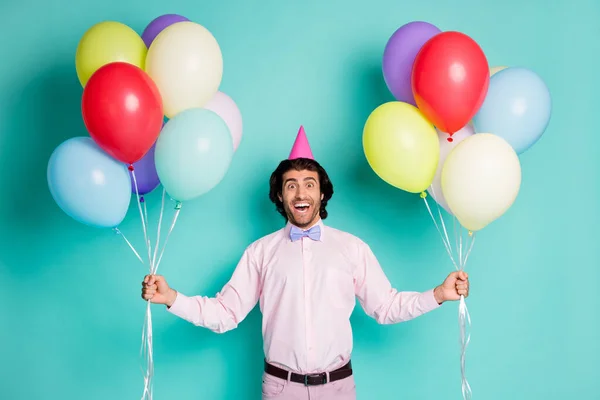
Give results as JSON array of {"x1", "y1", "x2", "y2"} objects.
[{"x1": 278, "y1": 169, "x2": 323, "y2": 229}]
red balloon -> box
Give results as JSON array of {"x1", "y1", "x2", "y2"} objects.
[
  {"x1": 82, "y1": 62, "x2": 163, "y2": 164},
  {"x1": 411, "y1": 31, "x2": 489, "y2": 135}
]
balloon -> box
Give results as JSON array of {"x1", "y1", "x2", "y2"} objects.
[
  {"x1": 75, "y1": 21, "x2": 146, "y2": 87},
  {"x1": 441, "y1": 133, "x2": 521, "y2": 232},
  {"x1": 141, "y1": 14, "x2": 189, "y2": 48},
  {"x1": 382, "y1": 21, "x2": 442, "y2": 105},
  {"x1": 82, "y1": 62, "x2": 164, "y2": 165},
  {"x1": 412, "y1": 31, "x2": 489, "y2": 135},
  {"x1": 47, "y1": 137, "x2": 131, "y2": 228},
  {"x1": 130, "y1": 143, "x2": 160, "y2": 195},
  {"x1": 490, "y1": 66, "x2": 507, "y2": 76},
  {"x1": 155, "y1": 108, "x2": 233, "y2": 201},
  {"x1": 427, "y1": 124, "x2": 475, "y2": 213},
  {"x1": 146, "y1": 21, "x2": 223, "y2": 118},
  {"x1": 363, "y1": 102, "x2": 439, "y2": 193},
  {"x1": 472, "y1": 67, "x2": 552, "y2": 154},
  {"x1": 203, "y1": 91, "x2": 243, "y2": 152}
]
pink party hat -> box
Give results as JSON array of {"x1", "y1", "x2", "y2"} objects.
[{"x1": 288, "y1": 125, "x2": 314, "y2": 160}]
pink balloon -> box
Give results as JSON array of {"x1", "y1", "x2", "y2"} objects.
[
  {"x1": 203, "y1": 92, "x2": 243, "y2": 151},
  {"x1": 427, "y1": 123, "x2": 475, "y2": 214}
]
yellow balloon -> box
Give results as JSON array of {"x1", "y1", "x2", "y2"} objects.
[
  {"x1": 75, "y1": 21, "x2": 147, "y2": 87},
  {"x1": 490, "y1": 65, "x2": 508, "y2": 76},
  {"x1": 363, "y1": 102, "x2": 439, "y2": 193}
]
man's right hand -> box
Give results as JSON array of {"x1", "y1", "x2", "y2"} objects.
[{"x1": 141, "y1": 274, "x2": 177, "y2": 307}]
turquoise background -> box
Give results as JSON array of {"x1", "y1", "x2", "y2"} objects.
[{"x1": 0, "y1": 0, "x2": 598, "y2": 399}]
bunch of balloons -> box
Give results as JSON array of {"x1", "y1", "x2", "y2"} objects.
[
  {"x1": 363, "y1": 21, "x2": 551, "y2": 232},
  {"x1": 363, "y1": 21, "x2": 551, "y2": 400},
  {"x1": 47, "y1": 14, "x2": 243, "y2": 229},
  {"x1": 47, "y1": 14, "x2": 244, "y2": 400}
]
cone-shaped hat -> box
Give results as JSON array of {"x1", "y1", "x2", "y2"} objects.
[{"x1": 288, "y1": 125, "x2": 314, "y2": 160}]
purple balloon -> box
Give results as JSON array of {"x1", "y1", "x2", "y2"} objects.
[
  {"x1": 382, "y1": 21, "x2": 442, "y2": 105},
  {"x1": 141, "y1": 14, "x2": 190, "y2": 48},
  {"x1": 130, "y1": 144, "x2": 160, "y2": 195}
]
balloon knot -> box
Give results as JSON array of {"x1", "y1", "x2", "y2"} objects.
[
  {"x1": 468, "y1": 231, "x2": 473, "y2": 237},
  {"x1": 175, "y1": 201, "x2": 182, "y2": 210},
  {"x1": 420, "y1": 191, "x2": 427, "y2": 199},
  {"x1": 447, "y1": 137, "x2": 454, "y2": 142},
  {"x1": 140, "y1": 196, "x2": 145, "y2": 203},
  {"x1": 128, "y1": 164, "x2": 134, "y2": 172}
]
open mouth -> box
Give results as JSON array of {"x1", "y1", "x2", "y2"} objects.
[{"x1": 293, "y1": 202, "x2": 311, "y2": 213}]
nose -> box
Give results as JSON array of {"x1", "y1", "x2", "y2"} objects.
[{"x1": 294, "y1": 187, "x2": 308, "y2": 199}]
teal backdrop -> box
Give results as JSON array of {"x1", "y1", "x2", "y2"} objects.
[{"x1": 0, "y1": 0, "x2": 598, "y2": 399}]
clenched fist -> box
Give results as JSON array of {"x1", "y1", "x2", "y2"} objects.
[
  {"x1": 433, "y1": 271, "x2": 470, "y2": 304},
  {"x1": 141, "y1": 274, "x2": 177, "y2": 307}
]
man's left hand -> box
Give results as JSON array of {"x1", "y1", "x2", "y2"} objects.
[{"x1": 434, "y1": 271, "x2": 469, "y2": 304}]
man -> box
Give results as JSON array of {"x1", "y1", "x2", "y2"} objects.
[{"x1": 141, "y1": 126, "x2": 469, "y2": 399}]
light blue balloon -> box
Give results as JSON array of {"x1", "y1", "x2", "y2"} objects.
[
  {"x1": 155, "y1": 108, "x2": 233, "y2": 201},
  {"x1": 473, "y1": 67, "x2": 552, "y2": 154},
  {"x1": 47, "y1": 137, "x2": 132, "y2": 228}
]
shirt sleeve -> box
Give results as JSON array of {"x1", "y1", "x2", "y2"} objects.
[
  {"x1": 353, "y1": 240, "x2": 441, "y2": 324},
  {"x1": 166, "y1": 246, "x2": 261, "y2": 333}
]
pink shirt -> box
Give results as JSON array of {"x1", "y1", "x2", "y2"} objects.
[{"x1": 168, "y1": 219, "x2": 441, "y2": 374}]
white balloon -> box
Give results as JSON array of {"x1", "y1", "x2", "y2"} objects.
[
  {"x1": 146, "y1": 21, "x2": 223, "y2": 118},
  {"x1": 441, "y1": 133, "x2": 521, "y2": 232},
  {"x1": 427, "y1": 124, "x2": 475, "y2": 214}
]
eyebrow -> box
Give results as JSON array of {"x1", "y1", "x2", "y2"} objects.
[{"x1": 283, "y1": 177, "x2": 317, "y2": 185}]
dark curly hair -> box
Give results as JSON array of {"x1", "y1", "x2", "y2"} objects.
[{"x1": 269, "y1": 158, "x2": 334, "y2": 220}]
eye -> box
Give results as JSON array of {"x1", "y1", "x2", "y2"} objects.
[
  {"x1": 287, "y1": 183, "x2": 296, "y2": 190},
  {"x1": 307, "y1": 182, "x2": 314, "y2": 188}
]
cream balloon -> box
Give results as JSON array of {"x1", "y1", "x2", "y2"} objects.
[
  {"x1": 145, "y1": 21, "x2": 223, "y2": 118},
  {"x1": 427, "y1": 124, "x2": 475, "y2": 214},
  {"x1": 441, "y1": 133, "x2": 521, "y2": 231},
  {"x1": 490, "y1": 66, "x2": 507, "y2": 76}
]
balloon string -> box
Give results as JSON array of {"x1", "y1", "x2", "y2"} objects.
[
  {"x1": 454, "y1": 215, "x2": 461, "y2": 266},
  {"x1": 131, "y1": 168, "x2": 153, "y2": 266},
  {"x1": 130, "y1": 167, "x2": 157, "y2": 400},
  {"x1": 141, "y1": 194, "x2": 181, "y2": 400},
  {"x1": 113, "y1": 228, "x2": 144, "y2": 264},
  {"x1": 463, "y1": 232, "x2": 476, "y2": 268},
  {"x1": 458, "y1": 295, "x2": 472, "y2": 400},
  {"x1": 459, "y1": 225, "x2": 464, "y2": 266},
  {"x1": 427, "y1": 185, "x2": 449, "y2": 243},
  {"x1": 152, "y1": 188, "x2": 167, "y2": 270},
  {"x1": 421, "y1": 188, "x2": 476, "y2": 400},
  {"x1": 129, "y1": 174, "x2": 182, "y2": 399},
  {"x1": 141, "y1": 301, "x2": 154, "y2": 400},
  {"x1": 457, "y1": 231, "x2": 475, "y2": 400},
  {"x1": 143, "y1": 197, "x2": 150, "y2": 235},
  {"x1": 153, "y1": 202, "x2": 182, "y2": 275},
  {"x1": 421, "y1": 192, "x2": 458, "y2": 269},
  {"x1": 426, "y1": 185, "x2": 457, "y2": 268}
]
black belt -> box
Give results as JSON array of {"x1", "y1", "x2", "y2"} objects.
[{"x1": 264, "y1": 360, "x2": 353, "y2": 386}]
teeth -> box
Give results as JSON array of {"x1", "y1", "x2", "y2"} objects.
[{"x1": 294, "y1": 203, "x2": 309, "y2": 208}]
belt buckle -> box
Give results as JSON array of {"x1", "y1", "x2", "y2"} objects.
[{"x1": 304, "y1": 373, "x2": 327, "y2": 386}]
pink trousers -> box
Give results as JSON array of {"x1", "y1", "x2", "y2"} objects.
[{"x1": 261, "y1": 372, "x2": 357, "y2": 400}]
